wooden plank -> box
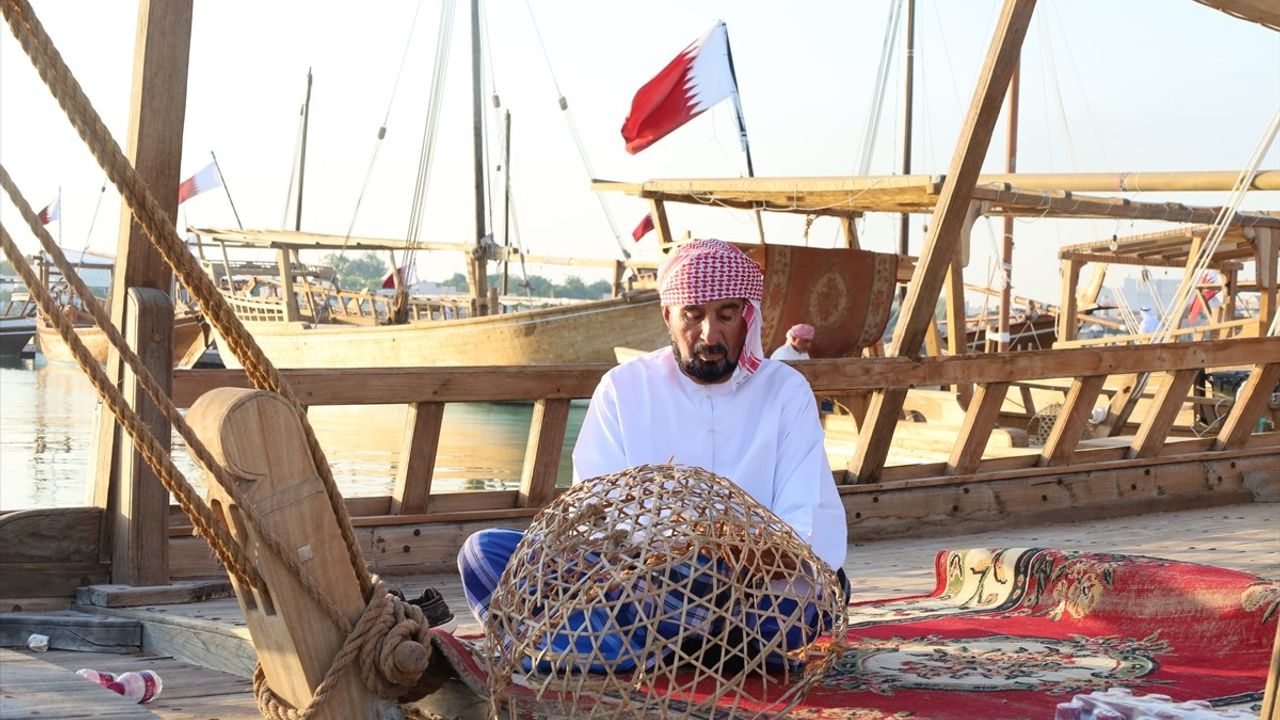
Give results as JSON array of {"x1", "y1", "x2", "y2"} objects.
[
  {"x1": 91, "y1": 0, "x2": 191, "y2": 572},
  {"x1": 1256, "y1": 228, "x2": 1277, "y2": 334},
  {"x1": 75, "y1": 580, "x2": 233, "y2": 608},
  {"x1": 1058, "y1": 258, "x2": 1080, "y2": 343},
  {"x1": 649, "y1": 198, "x2": 673, "y2": 250},
  {"x1": 518, "y1": 398, "x2": 571, "y2": 508},
  {"x1": 187, "y1": 388, "x2": 385, "y2": 717},
  {"x1": 847, "y1": 387, "x2": 910, "y2": 484},
  {"x1": 0, "y1": 563, "x2": 111, "y2": 599},
  {"x1": 946, "y1": 381, "x2": 1011, "y2": 475},
  {"x1": 170, "y1": 336, "x2": 1280, "y2": 406},
  {"x1": 945, "y1": 253, "x2": 967, "y2": 357},
  {"x1": 1215, "y1": 363, "x2": 1280, "y2": 450},
  {"x1": 0, "y1": 507, "x2": 100, "y2": 564},
  {"x1": 276, "y1": 248, "x2": 301, "y2": 322},
  {"x1": 108, "y1": 288, "x2": 172, "y2": 586},
  {"x1": 1128, "y1": 369, "x2": 1198, "y2": 458},
  {"x1": 841, "y1": 215, "x2": 861, "y2": 250},
  {"x1": 0, "y1": 649, "x2": 162, "y2": 718},
  {"x1": 0, "y1": 612, "x2": 140, "y2": 653},
  {"x1": 1039, "y1": 374, "x2": 1106, "y2": 467},
  {"x1": 390, "y1": 401, "x2": 445, "y2": 515}
]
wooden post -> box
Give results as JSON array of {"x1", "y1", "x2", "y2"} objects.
[
  {"x1": 841, "y1": 216, "x2": 861, "y2": 250},
  {"x1": 188, "y1": 388, "x2": 388, "y2": 718},
  {"x1": 1038, "y1": 374, "x2": 1106, "y2": 467},
  {"x1": 1057, "y1": 258, "x2": 1080, "y2": 343},
  {"x1": 91, "y1": 0, "x2": 192, "y2": 580},
  {"x1": 946, "y1": 381, "x2": 1010, "y2": 475},
  {"x1": 649, "y1": 198, "x2": 674, "y2": 252},
  {"x1": 848, "y1": 0, "x2": 1037, "y2": 484},
  {"x1": 998, "y1": 62, "x2": 1019, "y2": 353},
  {"x1": 277, "y1": 248, "x2": 301, "y2": 322},
  {"x1": 1256, "y1": 228, "x2": 1277, "y2": 334},
  {"x1": 102, "y1": 289, "x2": 173, "y2": 586},
  {"x1": 1214, "y1": 363, "x2": 1280, "y2": 450},
  {"x1": 1128, "y1": 369, "x2": 1197, "y2": 459},
  {"x1": 390, "y1": 402, "x2": 446, "y2": 515},
  {"x1": 1262, "y1": 622, "x2": 1279, "y2": 720},
  {"x1": 518, "y1": 399, "x2": 571, "y2": 508}
]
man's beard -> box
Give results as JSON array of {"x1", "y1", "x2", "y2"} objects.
[{"x1": 672, "y1": 339, "x2": 738, "y2": 383}]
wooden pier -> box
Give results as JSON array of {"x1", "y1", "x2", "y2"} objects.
[{"x1": 0, "y1": 502, "x2": 1273, "y2": 718}]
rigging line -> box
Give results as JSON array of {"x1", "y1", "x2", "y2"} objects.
[
  {"x1": 1048, "y1": 0, "x2": 1111, "y2": 169},
  {"x1": 406, "y1": 0, "x2": 458, "y2": 248},
  {"x1": 1155, "y1": 107, "x2": 1280, "y2": 342},
  {"x1": 521, "y1": 0, "x2": 630, "y2": 261},
  {"x1": 79, "y1": 179, "x2": 107, "y2": 262},
  {"x1": 341, "y1": 0, "x2": 425, "y2": 253},
  {"x1": 857, "y1": 0, "x2": 904, "y2": 176},
  {"x1": 280, "y1": 99, "x2": 305, "y2": 231},
  {"x1": 480, "y1": 3, "x2": 507, "y2": 246}
]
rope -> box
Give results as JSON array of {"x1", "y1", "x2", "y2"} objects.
[
  {"x1": 1, "y1": 0, "x2": 373, "y2": 600},
  {"x1": 0, "y1": 222, "x2": 262, "y2": 592},
  {"x1": 0, "y1": 166, "x2": 375, "y2": 634},
  {"x1": 252, "y1": 578, "x2": 435, "y2": 720}
]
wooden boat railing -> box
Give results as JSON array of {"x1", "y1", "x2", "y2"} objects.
[
  {"x1": 164, "y1": 335, "x2": 1278, "y2": 527},
  {"x1": 1055, "y1": 317, "x2": 1260, "y2": 348}
]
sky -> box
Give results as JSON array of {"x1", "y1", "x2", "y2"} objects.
[{"x1": 1, "y1": 0, "x2": 1278, "y2": 306}]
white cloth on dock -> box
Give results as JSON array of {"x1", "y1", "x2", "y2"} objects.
[{"x1": 571, "y1": 347, "x2": 847, "y2": 571}]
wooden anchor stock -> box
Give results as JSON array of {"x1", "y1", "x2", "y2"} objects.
[{"x1": 187, "y1": 387, "x2": 395, "y2": 718}]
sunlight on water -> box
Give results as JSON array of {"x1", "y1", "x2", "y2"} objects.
[{"x1": 0, "y1": 357, "x2": 585, "y2": 509}]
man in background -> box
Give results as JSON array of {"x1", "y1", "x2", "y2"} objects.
[{"x1": 770, "y1": 323, "x2": 815, "y2": 360}]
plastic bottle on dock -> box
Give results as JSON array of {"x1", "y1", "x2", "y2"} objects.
[
  {"x1": 105, "y1": 670, "x2": 163, "y2": 703},
  {"x1": 75, "y1": 668, "x2": 116, "y2": 687}
]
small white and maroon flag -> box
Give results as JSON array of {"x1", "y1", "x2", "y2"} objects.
[
  {"x1": 631, "y1": 213, "x2": 655, "y2": 242},
  {"x1": 37, "y1": 198, "x2": 60, "y2": 225},
  {"x1": 621, "y1": 21, "x2": 737, "y2": 154},
  {"x1": 177, "y1": 161, "x2": 221, "y2": 204}
]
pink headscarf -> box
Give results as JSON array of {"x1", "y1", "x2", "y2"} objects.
[
  {"x1": 787, "y1": 323, "x2": 815, "y2": 341},
  {"x1": 658, "y1": 239, "x2": 764, "y2": 385}
]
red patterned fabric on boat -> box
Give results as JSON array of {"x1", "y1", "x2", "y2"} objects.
[
  {"x1": 428, "y1": 548, "x2": 1276, "y2": 718},
  {"x1": 748, "y1": 245, "x2": 898, "y2": 357}
]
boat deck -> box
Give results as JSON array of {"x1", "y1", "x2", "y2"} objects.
[{"x1": 2, "y1": 502, "x2": 1275, "y2": 718}]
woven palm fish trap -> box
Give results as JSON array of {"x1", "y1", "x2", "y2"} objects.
[{"x1": 484, "y1": 464, "x2": 847, "y2": 719}]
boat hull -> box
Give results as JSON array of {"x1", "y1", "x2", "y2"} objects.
[
  {"x1": 214, "y1": 294, "x2": 670, "y2": 368},
  {"x1": 36, "y1": 314, "x2": 210, "y2": 367},
  {"x1": 0, "y1": 317, "x2": 36, "y2": 355}
]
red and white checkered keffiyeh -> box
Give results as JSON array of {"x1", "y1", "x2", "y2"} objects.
[
  {"x1": 658, "y1": 239, "x2": 763, "y2": 306},
  {"x1": 658, "y1": 239, "x2": 765, "y2": 384}
]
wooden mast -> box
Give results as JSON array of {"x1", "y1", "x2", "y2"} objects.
[
  {"x1": 897, "y1": 0, "x2": 915, "y2": 301},
  {"x1": 89, "y1": 0, "x2": 193, "y2": 587},
  {"x1": 469, "y1": 0, "x2": 490, "y2": 316},
  {"x1": 849, "y1": 0, "x2": 1037, "y2": 484},
  {"x1": 998, "y1": 62, "x2": 1019, "y2": 352}
]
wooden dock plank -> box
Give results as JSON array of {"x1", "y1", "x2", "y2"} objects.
[{"x1": 0, "y1": 648, "x2": 161, "y2": 718}]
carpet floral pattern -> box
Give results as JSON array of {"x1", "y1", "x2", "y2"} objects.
[{"x1": 430, "y1": 548, "x2": 1276, "y2": 718}]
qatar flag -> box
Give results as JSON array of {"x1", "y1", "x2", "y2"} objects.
[
  {"x1": 37, "y1": 198, "x2": 61, "y2": 225},
  {"x1": 177, "y1": 161, "x2": 221, "y2": 204},
  {"x1": 631, "y1": 213, "x2": 655, "y2": 242},
  {"x1": 621, "y1": 21, "x2": 737, "y2": 154}
]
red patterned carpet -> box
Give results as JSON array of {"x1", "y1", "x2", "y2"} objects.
[{"x1": 431, "y1": 548, "x2": 1277, "y2": 718}]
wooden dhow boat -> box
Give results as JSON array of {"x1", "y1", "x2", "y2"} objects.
[
  {"x1": 0, "y1": 0, "x2": 1277, "y2": 717},
  {"x1": 189, "y1": 226, "x2": 670, "y2": 368}
]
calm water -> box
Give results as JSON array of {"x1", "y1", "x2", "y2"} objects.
[{"x1": 0, "y1": 356, "x2": 586, "y2": 509}]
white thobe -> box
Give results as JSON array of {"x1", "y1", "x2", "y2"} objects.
[
  {"x1": 769, "y1": 343, "x2": 810, "y2": 361},
  {"x1": 571, "y1": 348, "x2": 847, "y2": 570}
]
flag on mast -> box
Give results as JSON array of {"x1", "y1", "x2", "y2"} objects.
[
  {"x1": 631, "y1": 213, "x2": 656, "y2": 242},
  {"x1": 177, "y1": 161, "x2": 222, "y2": 204},
  {"x1": 37, "y1": 198, "x2": 61, "y2": 225},
  {"x1": 620, "y1": 21, "x2": 737, "y2": 154}
]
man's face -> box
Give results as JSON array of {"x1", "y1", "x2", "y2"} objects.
[
  {"x1": 790, "y1": 335, "x2": 813, "y2": 353},
  {"x1": 663, "y1": 298, "x2": 747, "y2": 384}
]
